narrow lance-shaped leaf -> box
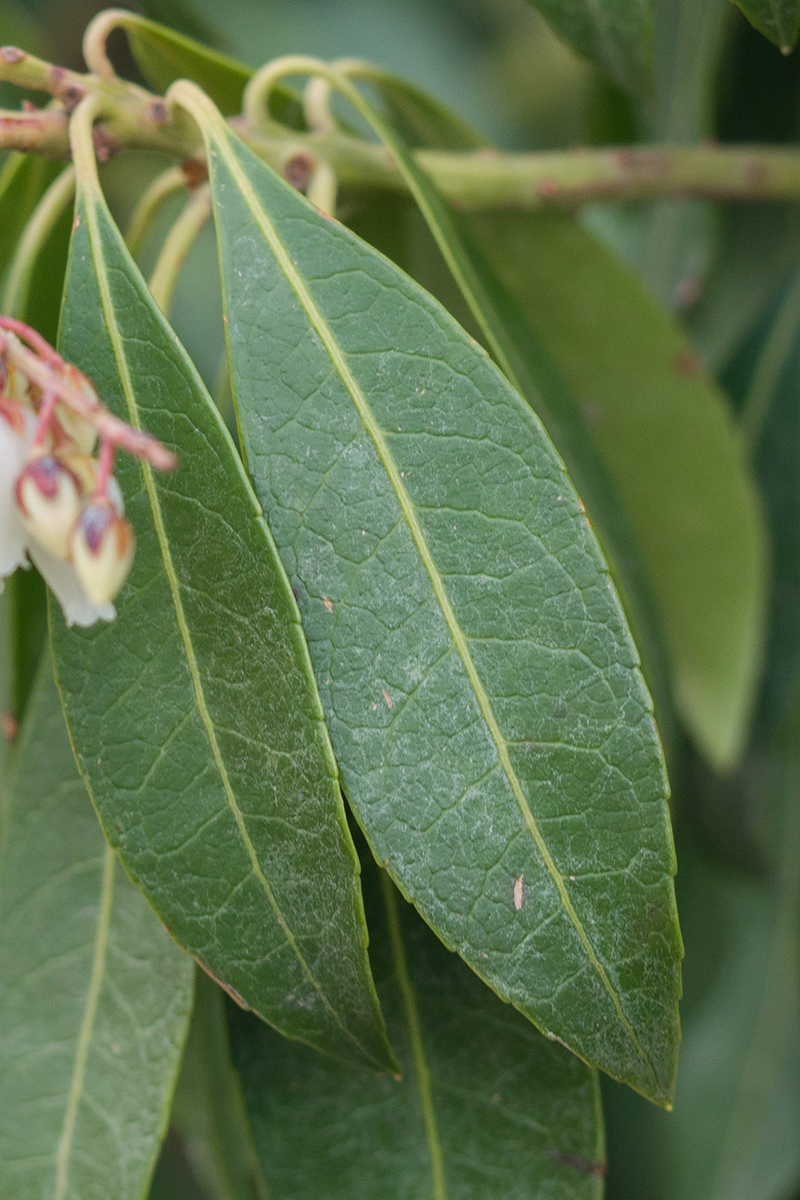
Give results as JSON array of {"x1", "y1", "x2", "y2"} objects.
[
  {"x1": 51, "y1": 104, "x2": 395, "y2": 1073},
  {"x1": 0, "y1": 654, "x2": 194, "y2": 1200},
  {"x1": 179, "y1": 84, "x2": 682, "y2": 1104},
  {"x1": 464, "y1": 212, "x2": 767, "y2": 770},
  {"x1": 231, "y1": 852, "x2": 606, "y2": 1200},
  {"x1": 108, "y1": 12, "x2": 304, "y2": 126},
  {"x1": 732, "y1": 0, "x2": 800, "y2": 52},
  {"x1": 523, "y1": 0, "x2": 655, "y2": 95},
  {"x1": 341, "y1": 69, "x2": 677, "y2": 758},
  {"x1": 0, "y1": 153, "x2": 63, "y2": 280}
]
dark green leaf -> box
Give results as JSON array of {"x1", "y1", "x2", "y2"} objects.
[
  {"x1": 115, "y1": 12, "x2": 250, "y2": 113},
  {"x1": 138, "y1": 0, "x2": 220, "y2": 45},
  {"x1": 51, "y1": 148, "x2": 394, "y2": 1073},
  {"x1": 466, "y1": 212, "x2": 768, "y2": 771},
  {"x1": 232, "y1": 855, "x2": 605, "y2": 1199},
  {"x1": 604, "y1": 837, "x2": 800, "y2": 1200},
  {"x1": 0, "y1": 656, "x2": 194, "y2": 1200},
  {"x1": 113, "y1": 11, "x2": 302, "y2": 125},
  {"x1": 732, "y1": 0, "x2": 800, "y2": 51},
  {"x1": 361, "y1": 70, "x2": 487, "y2": 150},
  {"x1": 524, "y1": 0, "x2": 654, "y2": 95},
  {"x1": 187, "y1": 89, "x2": 682, "y2": 1103},
  {"x1": 341, "y1": 74, "x2": 677, "y2": 759},
  {"x1": 170, "y1": 970, "x2": 268, "y2": 1200}
]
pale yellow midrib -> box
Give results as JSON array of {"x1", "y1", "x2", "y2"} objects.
[
  {"x1": 381, "y1": 873, "x2": 448, "y2": 1200},
  {"x1": 210, "y1": 128, "x2": 656, "y2": 1087},
  {"x1": 53, "y1": 845, "x2": 114, "y2": 1200},
  {"x1": 81, "y1": 190, "x2": 370, "y2": 1062}
]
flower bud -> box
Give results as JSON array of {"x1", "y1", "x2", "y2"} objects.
[
  {"x1": 15, "y1": 452, "x2": 83, "y2": 560},
  {"x1": 70, "y1": 497, "x2": 135, "y2": 605}
]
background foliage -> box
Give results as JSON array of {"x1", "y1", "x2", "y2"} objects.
[{"x1": 1, "y1": 0, "x2": 800, "y2": 1197}]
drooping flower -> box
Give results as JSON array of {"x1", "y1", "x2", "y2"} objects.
[
  {"x1": 0, "y1": 402, "x2": 35, "y2": 581},
  {"x1": 15, "y1": 453, "x2": 83, "y2": 559},
  {"x1": 71, "y1": 496, "x2": 135, "y2": 608},
  {"x1": 0, "y1": 317, "x2": 174, "y2": 626}
]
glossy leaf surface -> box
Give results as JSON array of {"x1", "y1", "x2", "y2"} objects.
[
  {"x1": 187, "y1": 90, "x2": 682, "y2": 1103},
  {"x1": 231, "y1": 856, "x2": 605, "y2": 1199},
  {"x1": 51, "y1": 146, "x2": 394, "y2": 1072},
  {"x1": 524, "y1": 0, "x2": 654, "y2": 95},
  {"x1": 732, "y1": 0, "x2": 800, "y2": 51},
  {"x1": 466, "y1": 212, "x2": 767, "y2": 770},
  {"x1": 0, "y1": 657, "x2": 194, "y2": 1200},
  {"x1": 170, "y1": 970, "x2": 268, "y2": 1200}
]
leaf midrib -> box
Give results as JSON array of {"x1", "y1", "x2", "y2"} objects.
[
  {"x1": 79, "y1": 186, "x2": 378, "y2": 1068},
  {"x1": 207, "y1": 118, "x2": 657, "y2": 1090},
  {"x1": 53, "y1": 843, "x2": 114, "y2": 1200}
]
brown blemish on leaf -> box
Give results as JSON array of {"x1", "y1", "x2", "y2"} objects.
[
  {"x1": 382, "y1": 688, "x2": 393, "y2": 709},
  {"x1": 513, "y1": 873, "x2": 524, "y2": 910},
  {"x1": 322, "y1": 595, "x2": 333, "y2": 612},
  {"x1": 2, "y1": 712, "x2": 18, "y2": 743}
]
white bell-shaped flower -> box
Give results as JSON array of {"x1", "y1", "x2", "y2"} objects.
[
  {"x1": 0, "y1": 404, "x2": 35, "y2": 581},
  {"x1": 15, "y1": 452, "x2": 83, "y2": 560},
  {"x1": 71, "y1": 496, "x2": 135, "y2": 607},
  {"x1": 28, "y1": 543, "x2": 115, "y2": 627}
]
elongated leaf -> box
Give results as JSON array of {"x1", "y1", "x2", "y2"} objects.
[
  {"x1": 170, "y1": 970, "x2": 268, "y2": 1200},
  {"x1": 467, "y1": 212, "x2": 767, "y2": 770},
  {"x1": 0, "y1": 153, "x2": 62, "y2": 280},
  {"x1": 113, "y1": 12, "x2": 303, "y2": 126},
  {"x1": 184, "y1": 88, "x2": 682, "y2": 1103},
  {"x1": 231, "y1": 854, "x2": 605, "y2": 1199},
  {"x1": 732, "y1": 0, "x2": 800, "y2": 51},
  {"x1": 604, "y1": 837, "x2": 800, "y2": 1200},
  {"x1": 362, "y1": 70, "x2": 486, "y2": 150},
  {"x1": 118, "y1": 12, "x2": 249, "y2": 113},
  {"x1": 51, "y1": 137, "x2": 394, "y2": 1073},
  {"x1": 524, "y1": 0, "x2": 654, "y2": 95},
  {"x1": 341, "y1": 74, "x2": 677, "y2": 759},
  {"x1": 0, "y1": 656, "x2": 194, "y2": 1200}
]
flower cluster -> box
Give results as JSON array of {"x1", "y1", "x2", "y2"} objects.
[{"x1": 0, "y1": 319, "x2": 165, "y2": 626}]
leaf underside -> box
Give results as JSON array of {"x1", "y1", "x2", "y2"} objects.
[
  {"x1": 0, "y1": 656, "x2": 194, "y2": 1200},
  {"x1": 51, "y1": 174, "x2": 394, "y2": 1072},
  {"x1": 231, "y1": 855, "x2": 606, "y2": 1200},
  {"x1": 194, "y1": 99, "x2": 682, "y2": 1104}
]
